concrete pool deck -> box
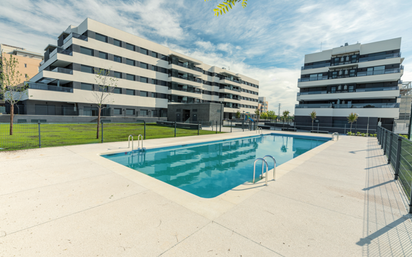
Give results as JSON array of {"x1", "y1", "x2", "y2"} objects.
[{"x1": 1, "y1": 131, "x2": 412, "y2": 256}]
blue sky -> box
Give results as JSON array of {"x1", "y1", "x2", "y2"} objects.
[{"x1": 1, "y1": 0, "x2": 412, "y2": 114}]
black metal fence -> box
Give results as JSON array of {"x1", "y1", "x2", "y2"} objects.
[
  {"x1": 377, "y1": 126, "x2": 412, "y2": 213},
  {"x1": 0, "y1": 121, "x2": 218, "y2": 151}
]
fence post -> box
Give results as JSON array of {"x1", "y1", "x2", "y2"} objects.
[
  {"x1": 317, "y1": 123, "x2": 319, "y2": 133},
  {"x1": 230, "y1": 120, "x2": 232, "y2": 133},
  {"x1": 198, "y1": 121, "x2": 200, "y2": 135},
  {"x1": 38, "y1": 122, "x2": 41, "y2": 148},
  {"x1": 388, "y1": 133, "x2": 393, "y2": 164},
  {"x1": 144, "y1": 121, "x2": 146, "y2": 140},
  {"x1": 394, "y1": 136, "x2": 402, "y2": 180},
  {"x1": 174, "y1": 121, "x2": 176, "y2": 137},
  {"x1": 101, "y1": 120, "x2": 104, "y2": 143},
  {"x1": 383, "y1": 130, "x2": 387, "y2": 154},
  {"x1": 216, "y1": 121, "x2": 218, "y2": 134}
]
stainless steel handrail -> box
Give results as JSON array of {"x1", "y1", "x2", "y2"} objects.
[
  {"x1": 137, "y1": 134, "x2": 144, "y2": 151},
  {"x1": 332, "y1": 132, "x2": 339, "y2": 141},
  {"x1": 263, "y1": 155, "x2": 277, "y2": 180},
  {"x1": 253, "y1": 158, "x2": 269, "y2": 185},
  {"x1": 128, "y1": 135, "x2": 134, "y2": 150}
]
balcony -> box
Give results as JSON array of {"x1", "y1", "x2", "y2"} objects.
[
  {"x1": 28, "y1": 83, "x2": 73, "y2": 93},
  {"x1": 49, "y1": 48, "x2": 73, "y2": 59},
  {"x1": 357, "y1": 67, "x2": 402, "y2": 77},
  {"x1": 295, "y1": 103, "x2": 399, "y2": 109},
  {"x1": 63, "y1": 33, "x2": 88, "y2": 45},
  {"x1": 359, "y1": 52, "x2": 401, "y2": 62},
  {"x1": 51, "y1": 67, "x2": 73, "y2": 75}
]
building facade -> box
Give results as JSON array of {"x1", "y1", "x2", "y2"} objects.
[
  {"x1": 14, "y1": 18, "x2": 259, "y2": 121},
  {"x1": 295, "y1": 38, "x2": 404, "y2": 132},
  {"x1": 258, "y1": 96, "x2": 268, "y2": 113},
  {"x1": 0, "y1": 44, "x2": 43, "y2": 113}
]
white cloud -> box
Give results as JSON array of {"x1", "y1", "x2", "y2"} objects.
[{"x1": 195, "y1": 41, "x2": 214, "y2": 51}]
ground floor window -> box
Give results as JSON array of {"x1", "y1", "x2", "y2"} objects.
[{"x1": 125, "y1": 109, "x2": 135, "y2": 116}]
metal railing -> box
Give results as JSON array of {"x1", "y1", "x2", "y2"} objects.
[
  {"x1": 51, "y1": 67, "x2": 73, "y2": 75},
  {"x1": 28, "y1": 83, "x2": 73, "y2": 93},
  {"x1": 377, "y1": 126, "x2": 412, "y2": 213},
  {"x1": 253, "y1": 158, "x2": 269, "y2": 185}
]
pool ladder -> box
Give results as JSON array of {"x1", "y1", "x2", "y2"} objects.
[
  {"x1": 128, "y1": 134, "x2": 145, "y2": 151},
  {"x1": 256, "y1": 127, "x2": 262, "y2": 134},
  {"x1": 332, "y1": 132, "x2": 339, "y2": 141},
  {"x1": 253, "y1": 155, "x2": 277, "y2": 185}
]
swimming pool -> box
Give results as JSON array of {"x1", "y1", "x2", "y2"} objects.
[{"x1": 103, "y1": 134, "x2": 329, "y2": 198}]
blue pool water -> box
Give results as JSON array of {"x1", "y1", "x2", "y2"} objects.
[{"x1": 103, "y1": 134, "x2": 328, "y2": 198}]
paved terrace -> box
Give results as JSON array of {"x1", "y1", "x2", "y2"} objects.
[{"x1": 1, "y1": 131, "x2": 412, "y2": 256}]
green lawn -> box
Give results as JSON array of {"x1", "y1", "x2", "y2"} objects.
[{"x1": 0, "y1": 123, "x2": 220, "y2": 151}]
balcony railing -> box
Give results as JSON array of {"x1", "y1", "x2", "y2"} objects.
[
  {"x1": 301, "y1": 62, "x2": 330, "y2": 70},
  {"x1": 170, "y1": 74, "x2": 202, "y2": 84},
  {"x1": 298, "y1": 76, "x2": 328, "y2": 82},
  {"x1": 359, "y1": 52, "x2": 401, "y2": 62},
  {"x1": 298, "y1": 87, "x2": 399, "y2": 96},
  {"x1": 63, "y1": 33, "x2": 88, "y2": 45},
  {"x1": 296, "y1": 103, "x2": 399, "y2": 109},
  {"x1": 357, "y1": 68, "x2": 401, "y2": 77},
  {"x1": 48, "y1": 48, "x2": 73, "y2": 60},
  {"x1": 51, "y1": 67, "x2": 73, "y2": 75},
  {"x1": 168, "y1": 87, "x2": 202, "y2": 94},
  {"x1": 170, "y1": 61, "x2": 203, "y2": 73},
  {"x1": 28, "y1": 83, "x2": 73, "y2": 93}
]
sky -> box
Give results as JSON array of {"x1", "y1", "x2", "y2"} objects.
[{"x1": 1, "y1": 0, "x2": 412, "y2": 115}]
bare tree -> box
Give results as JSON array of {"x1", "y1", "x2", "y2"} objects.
[
  {"x1": 0, "y1": 52, "x2": 28, "y2": 135},
  {"x1": 93, "y1": 68, "x2": 118, "y2": 139}
]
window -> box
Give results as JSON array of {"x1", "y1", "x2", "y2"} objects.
[
  {"x1": 125, "y1": 109, "x2": 135, "y2": 116},
  {"x1": 151, "y1": 79, "x2": 157, "y2": 84},
  {"x1": 80, "y1": 47, "x2": 93, "y2": 56},
  {"x1": 126, "y1": 43, "x2": 135, "y2": 51},
  {"x1": 126, "y1": 89, "x2": 135, "y2": 95},
  {"x1": 81, "y1": 83, "x2": 94, "y2": 91},
  {"x1": 113, "y1": 39, "x2": 121, "y2": 47},
  {"x1": 140, "y1": 77, "x2": 148, "y2": 83},
  {"x1": 348, "y1": 85, "x2": 354, "y2": 92},
  {"x1": 151, "y1": 52, "x2": 158, "y2": 58},
  {"x1": 140, "y1": 48, "x2": 148, "y2": 55},
  {"x1": 349, "y1": 69, "x2": 356, "y2": 77},
  {"x1": 151, "y1": 92, "x2": 156, "y2": 98},
  {"x1": 126, "y1": 59, "x2": 135, "y2": 66},
  {"x1": 331, "y1": 87, "x2": 336, "y2": 93},
  {"x1": 95, "y1": 33, "x2": 107, "y2": 42},
  {"x1": 160, "y1": 54, "x2": 168, "y2": 61},
  {"x1": 113, "y1": 108, "x2": 122, "y2": 115},
  {"x1": 140, "y1": 109, "x2": 148, "y2": 116},
  {"x1": 113, "y1": 87, "x2": 121, "y2": 94},
  {"x1": 99, "y1": 51, "x2": 108, "y2": 59},
  {"x1": 81, "y1": 65, "x2": 94, "y2": 73},
  {"x1": 140, "y1": 62, "x2": 148, "y2": 69},
  {"x1": 114, "y1": 55, "x2": 121, "y2": 63},
  {"x1": 140, "y1": 91, "x2": 148, "y2": 97},
  {"x1": 113, "y1": 71, "x2": 122, "y2": 78},
  {"x1": 24, "y1": 63, "x2": 27, "y2": 68},
  {"x1": 374, "y1": 66, "x2": 385, "y2": 75},
  {"x1": 126, "y1": 74, "x2": 135, "y2": 81}
]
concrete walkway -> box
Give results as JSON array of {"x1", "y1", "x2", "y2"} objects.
[{"x1": 0, "y1": 131, "x2": 411, "y2": 256}]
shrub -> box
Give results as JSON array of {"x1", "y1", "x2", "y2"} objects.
[
  {"x1": 361, "y1": 133, "x2": 365, "y2": 137},
  {"x1": 356, "y1": 132, "x2": 361, "y2": 136}
]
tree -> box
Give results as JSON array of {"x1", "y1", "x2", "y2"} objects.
[
  {"x1": 205, "y1": 0, "x2": 248, "y2": 16},
  {"x1": 310, "y1": 111, "x2": 316, "y2": 131},
  {"x1": 282, "y1": 110, "x2": 290, "y2": 128},
  {"x1": 93, "y1": 68, "x2": 118, "y2": 139},
  {"x1": 235, "y1": 110, "x2": 241, "y2": 119},
  {"x1": 0, "y1": 53, "x2": 28, "y2": 135},
  {"x1": 255, "y1": 108, "x2": 260, "y2": 122},
  {"x1": 260, "y1": 112, "x2": 268, "y2": 120},
  {"x1": 347, "y1": 113, "x2": 359, "y2": 133},
  {"x1": 267, "y1": 110, "x2": 276, "y2": 122}
]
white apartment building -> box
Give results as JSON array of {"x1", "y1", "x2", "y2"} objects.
[
  {"x1": 295, "y1": 38, "x2": 404, "y2": 132},
  {"x1": 17, "y1": 18, "x2": 259, "y2": 122}
]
